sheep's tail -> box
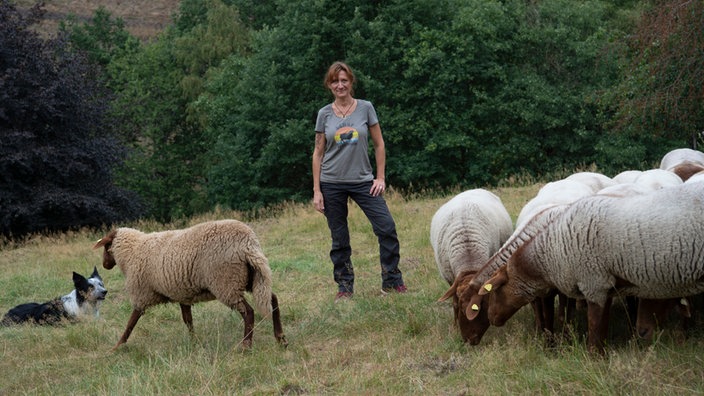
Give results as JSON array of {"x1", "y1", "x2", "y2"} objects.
[{"x1": 247, "y1": 248, "x2": 274, "y2": 317}]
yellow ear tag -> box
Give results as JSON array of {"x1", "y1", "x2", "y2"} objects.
[
  {"x1": 681, "y1": 298, "x2": 689, "y2": 306},
  {"x1": 483, "y1": 284, "x2": 493, "y2": 292},
  {"x1": 471, "y1": 304, "x2": 479, "y2": 311},
  {"x1": 96, "y1": 238, "x2": 103, "y2": 244}
]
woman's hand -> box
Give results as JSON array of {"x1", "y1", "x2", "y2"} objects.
[
  {"x1": 313, "y1": 190, "x2": 325, "y2": 213},
  {"x1": 370, "y1": 179, "x2": 385, "y2": 197}
]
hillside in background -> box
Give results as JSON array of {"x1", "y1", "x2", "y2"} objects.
[{"x1": 15, "y1": 0, "x2": 179, "y2": 40}]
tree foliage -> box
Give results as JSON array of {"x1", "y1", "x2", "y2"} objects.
[
  {"x1": 59, "y1": 6, "x2": 140, "y2": 67},
  {"x1": 105, "y1": 0, "x2": 249, "y2": 221},
  {"x1": 12, "y1": 0, "x2": 692, "y2": 222},
  {"x1": 0, "y1": 0, "x2": 142, "y2": 237},
  {"x1": 606, "y1": 0, "x2": 704, "y2": 149},
  {"x1": 198, "y1": 0, "x2": 632, "y2": 210}
]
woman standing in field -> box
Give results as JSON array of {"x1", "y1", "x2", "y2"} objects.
[{"x1": 312, "y1": 61, "x2": 406, "y2": 302}]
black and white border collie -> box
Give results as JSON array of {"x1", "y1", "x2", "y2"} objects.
[{"x1": 1, "y1": 267, "x2": 107, "y2": 326}]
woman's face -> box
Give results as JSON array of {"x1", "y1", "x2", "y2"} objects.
[{"x1": 329, "y1": 70, "x2": 352, "y2": 99}]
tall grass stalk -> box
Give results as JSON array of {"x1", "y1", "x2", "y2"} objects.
[{"x1": 1, "y1": 185, "x2": 703, "y2": 394}]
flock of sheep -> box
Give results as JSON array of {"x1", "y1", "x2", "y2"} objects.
[
  {"x1": 433, "y1": 148, "x2": 704, "y2": 354},
  {"x1": 72, "y1": 147, "x2": 704, "y2": 354}
]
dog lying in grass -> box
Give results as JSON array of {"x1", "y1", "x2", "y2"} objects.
[{"x1": 1, "y1": 267, "x2": 107, "y2": 325}]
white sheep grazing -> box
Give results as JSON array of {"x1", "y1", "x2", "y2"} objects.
[
  {"x1": 632, "y1": 169, "x2": 682, "y2": 190},
  {"x1": 476, "y1": 182, "x2": 704, "y2": 354},
  {"x1": 596, "y1": 182, "x2": 652, "y2": 198},
  {"x1": 612, "y1": 170, "x2": 642, "y2": 184},
  {"x1": 93, "y1": 220, "x2": 287, "y2": 350},
  {"x1": 515, "y1": 179, "x2": 594, "y2": 229},
  {"x1": 430, "y1": 189, "x2": 513, "y2": 285},
  {"x1": 430, "y1": 189, "x2": 513, "y2": 343},
  {"x1": 438, "y1": 204, "x2": 569, "y2": 344},
  {"x1": 596, "y1": 181, "x2": 686, "y2": 341},
  {"x1": 564, "y1": 171, "x2": 615, "y2": 193},
  {"x1": 659, "y1": 148, "x2": 704, "y2": 171},
  {"x1": 659, "y1": 148, "x2": 704, "y2": 182}
]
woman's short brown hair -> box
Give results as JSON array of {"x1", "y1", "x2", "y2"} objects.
[{"x1": 324, "y1": 61, "x2": 355, "y2": 94}]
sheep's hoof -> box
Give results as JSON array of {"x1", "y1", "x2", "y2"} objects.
[
  {"x1": 278, "y1": 336, "x2": 289, "y2": 349},
  {"x1": 110, "y1": 340, "x2": 127, "y2": 353}
]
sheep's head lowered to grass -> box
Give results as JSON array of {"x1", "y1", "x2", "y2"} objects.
[
  {"x1": 478, "y1": 265, "x2": 532, "y2": 327},
  {"x1": 438, "y1": 270, "x2": 491, "y2": 345},
  {"x1": 439, "y1": 203, "x2": 569, "y2": 344}
]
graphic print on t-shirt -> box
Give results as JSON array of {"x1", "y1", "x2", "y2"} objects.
[{"x1": 334, "y1": 126, "x2": 359, "y2": 146}]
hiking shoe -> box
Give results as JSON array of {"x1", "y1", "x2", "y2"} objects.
[
  {"x1": 335, "y1": 291, "x2": 353, "y2": 302},
  {"x1": 381, "y1": 284, "x2": 407, "y2": 296}
]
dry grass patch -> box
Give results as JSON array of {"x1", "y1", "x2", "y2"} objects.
[
  {"x1": 2, "y1": 186, "x2": 704, "y2": 394},
  {"x1": 14, "y1": 0, "x2": 179, "y2": 40}
]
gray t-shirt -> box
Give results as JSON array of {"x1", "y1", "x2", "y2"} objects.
[{"x1": 315, "y1": 99, "x2": 379, "y2": 183}]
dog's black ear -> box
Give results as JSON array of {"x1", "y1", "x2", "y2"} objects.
[
  {"x1": 72, "y1": 272, "x2": 89, "y2": 289},
  {"x1": 91, "y1": 266, "x2": 101, "y2": 280}
]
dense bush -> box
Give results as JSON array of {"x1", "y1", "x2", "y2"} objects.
[{"x1": 0, "y1": 1, "x2": 142, "y2": 237}]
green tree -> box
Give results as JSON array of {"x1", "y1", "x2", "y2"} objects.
[
  {"x1": 351, "y1": 0, "x2": 516, "y2": 187},
  {"x1": 201, "y1": 0, "x2": 635, "y2": 211},
  {"x1": 201, "y1": 0, "x2": 364, "y2": 210},
  {"x1": 484, "y1": 0, "x2": 623, "y2": 178},
  {"x1": 59, "y1": 7, "x2": 140, "y2": 67},
  {"x1": 107, "y1": 0, "x2": 249, "y2": 220}
]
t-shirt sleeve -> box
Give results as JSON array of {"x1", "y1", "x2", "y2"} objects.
[
  {"x1": 315, "y1": 107, "x2": 328, "y2": 133},
  {"x1": 367, "y1": 101, "x2": 379, "y2": 126}
]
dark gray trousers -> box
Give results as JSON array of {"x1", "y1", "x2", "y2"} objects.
[{"x1": 320, "y1": 181, "x2": 403, "y2": 293}]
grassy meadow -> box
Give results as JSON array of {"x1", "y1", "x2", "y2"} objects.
[{"x1": 1, "y1": 185, "x2": 704, "y2": 395}]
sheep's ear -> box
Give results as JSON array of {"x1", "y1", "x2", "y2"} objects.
[
  {"x1": 466, "y1": 294, "x2": 484, "y2": 320},
  {"x1": 93, "y1": 230, "x2": 116, "y2": 249},
  {"x1": 438, "y1": 270, "x2": 474, "y2": 302},
  {"x1": 478, "y1": 266, "x2": 509, "y2": 296},
  {"x1": 438, "y1": 283, "x2": 457, "y2": 302},
  {"x1": 93, "y1": 238, "x2": 107, "y2": 249}
]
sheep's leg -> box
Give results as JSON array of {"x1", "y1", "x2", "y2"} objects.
[
  {"x1": 112, "y1": 308, "x2": 144, "y2": 351},
  {"x1": 235, "y1": 299, "x2": 254, "y2": 349},
  {"x1": 271, "y1": 293, "x2": 287, "y2": 347},
  {"x1": 542, "y1": 292, "x2": 556, "y2": 334},
  {"x1": 559, "y1": 294, "x2": 577, "y2": 340},
  {"x1": 530, "y1": 300, "x2": 544, "y2": 334},
  {"x1": 529, "y1": 297, "x2": 555, "y2": 336},
  {"x1": 625, "y1": 296, "x2": 638, "y2": 330},
  {"x1": 599, "y1": 297, "x2": 612, "y2": 342},
  {"x1": 180, "y1": 304, "x2": 194, "y2": 333},
  {"x1": 586, "y1": 299, "x2": 611, "y2": 355},
  {"x1": 541, "y1": 292, "x2": 556, "y2": 346}
]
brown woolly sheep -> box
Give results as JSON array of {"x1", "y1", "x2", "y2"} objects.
[{"x1": 94, "y1": 220, "x2": 287, "y2": 350}]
